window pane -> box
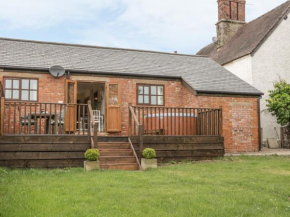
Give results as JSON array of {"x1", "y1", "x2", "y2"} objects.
[
  {"x1": 138, "y1": 95, "x2": 143, "y2": 104},
  {"x1": 144, "y1": 86, "x2": 149, "y2": 94},
  {"x1": 12, "y1": 90, "x2": 19, "y2": 99},
  {"x1": 158, "y1": 96, "x2": 164, "y2": 105},
  {"x1": 151, "y1": 86, "x2": 157, "y2": 95},
  {"x1": 144, "y1": 95, "x2": 149, "y2": 104},
  {"x1": 158, "y1": 86, "x2": 164, "y2": 95},
  {"x1": 30, "y1": 80, "x2": 38, "y2": 90},
  {"x1": 21, "y1": 90, "x2": 29, "y2": 100},
  {"x1": 22, "y1": 79, "x2": 29, "y2": 89},
  {"x1": 5, "y1": 80, "x2": 12, "y2": 88},
  {"x1": 138, "y1": 86, "x2": 143, "y2": 94},
  {"x1": 30, "y1": 91, "x2": 37, "y2": 101},
  {"x1": 151, "y1": 96, "x2": 157, "y2": 105},
  {"x1": 108, "y1": 84, "x2": 118, "y2": 105},
  {"x1": 13, "y1": 80, "x2": 19, "y2": 89},
  {"x1": 5, "y1": 90, "x2": 11, "y2": 99}
]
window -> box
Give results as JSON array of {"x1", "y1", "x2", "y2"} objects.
[
  {"x1": 4, "y1": 78, "x2": 38, "y2": 101},
  {"x1": 137, "y1": 84, "x2": 164, "y2": 105}
]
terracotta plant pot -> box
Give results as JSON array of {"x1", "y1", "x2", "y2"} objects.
[
  {"x1": 141, "y1": 158, "x2": 157, "y2": 170},
  {"x1": 84, "y1": 161, "x2": 100, "y2": 171}
]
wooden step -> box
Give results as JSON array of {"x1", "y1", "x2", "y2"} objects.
[
  {"x1": 100, "y1": 163, "x2": 139, "y2": 171},
  {"x1": 99, "y1": 156, "x2": 137, "y2": 164},
  {"x1": 99, "y1": 149, "x2": 133, "y2": 157},
  {"x1": 98, "y1": 142, "x2": 130, "y2": 149}
]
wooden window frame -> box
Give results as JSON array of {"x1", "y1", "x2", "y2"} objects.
[
  {"x1": 137, "y1": 84, "x2": 165, "y2": 106},
  {"x1": 3, "y1": 77, "x2": 39, "y2": 102}
]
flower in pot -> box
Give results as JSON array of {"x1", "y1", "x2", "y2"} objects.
[
  {"x1": 141, "y1": 148, "x2": 157, "y2": 170},
  {"x1": 84, "y1": 149, "x2": 100, "y2": 171}
]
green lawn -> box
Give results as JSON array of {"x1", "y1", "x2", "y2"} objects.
[{"x1": 0, "y1": 156, "x2": 290, "y2": 217}]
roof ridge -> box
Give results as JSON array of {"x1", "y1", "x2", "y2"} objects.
[{"x1": 0, "y1": 36, "x2": 208, "y2": 58}]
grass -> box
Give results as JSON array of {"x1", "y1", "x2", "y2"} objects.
[{"x1": 0, "y1": 156, "x2": 290, "y2": 217}]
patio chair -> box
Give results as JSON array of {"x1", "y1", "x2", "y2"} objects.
[
  {"x1": 50, "y1": 110, "x2": 65, "y2": 133},
  {"x1": 92, "y1": 110, "x2": 102, "y2": 132},
  {"x1": 21, "y1": 116, "x2": 36, "y2": 133}
]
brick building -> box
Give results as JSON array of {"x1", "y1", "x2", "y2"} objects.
[{"x1": 0, "y1": 37, "x2": 262, "y2": 153}]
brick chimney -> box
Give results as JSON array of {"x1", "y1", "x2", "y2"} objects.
[{"x1": 216, "y1": 0, "x2": 246, "y2": 49}]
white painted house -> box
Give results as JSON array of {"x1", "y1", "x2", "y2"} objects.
[{"x1": 198, "y1": 0, "x2": 290, "y2": 145}]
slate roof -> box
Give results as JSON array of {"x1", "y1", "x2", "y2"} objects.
[
  {"x1": 197, "y1": 1, "x2": 290, "y2": 65},
  {"x1": 0, "y1": 37, "x2": 262, "y2": 96}
]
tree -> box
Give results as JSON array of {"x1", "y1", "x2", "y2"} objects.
[{"x1": 266, "y1": 79, "x2": 290, "y2": 142}]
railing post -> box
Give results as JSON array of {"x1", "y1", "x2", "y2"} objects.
[
  {"x1": 94, "y1": 122, "x2": 98, "y2": 148},
  {"x1": 139, "y1": 124, "x2": 144, "y2": 161},
  {"x1": 87, "y1": 100, "x2": 91, "y2": 137},
  {"x1": 0, "y1": 97, "x2": 4, "y2": 136},
  {"x1": 128, "y1": 103, "x2": 132, "y2": 137}
]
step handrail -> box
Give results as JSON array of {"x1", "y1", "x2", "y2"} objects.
[
  {"x1": 128, "y1": 138, "x2": 142, "y2": 170},
  {"x1": 128, "y1": 104, "x2": 144, "y2": 162},
  {"x1": 87, "y1": 100, "x2": 98, "y2": 149}
]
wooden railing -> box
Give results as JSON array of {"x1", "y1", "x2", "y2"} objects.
[
  {"x1": 128, "y1": 104, "x2": 144, "y2": 161},
  {"x1": 129, "y1": 106, "x2": 222, "y2": 136},
  {"x1": 3, "y1": 102, "x2": 91, "y2": 136},
  {"x1": 0, "y1": 82, "x2": 4, "y2": 136}
]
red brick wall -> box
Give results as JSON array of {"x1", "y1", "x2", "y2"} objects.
[
  {"x1": 0, "y1": 71, "x2": 259, "y2": 153},
  {"x1": 218, "y1": 0, "x2": 246, "y2": 22}
]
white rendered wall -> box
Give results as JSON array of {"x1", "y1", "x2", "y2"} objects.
[
  {"x1": 252, "y1": 16, "x2": 290, "y2": 142},
  {"x1": 224, "y1": 55, "x2": 253, "y2": 85}
]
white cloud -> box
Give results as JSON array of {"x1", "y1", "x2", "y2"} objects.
[
  {"x1": 0, "y1": 0, "x2": 118, "y2": 29},
  {"x1": 0, "y1": 0, "x2": 287, "y2": 53}
]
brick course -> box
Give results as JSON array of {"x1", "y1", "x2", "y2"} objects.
[{"x1": 0, "y1": 71, "x2": 259, "y2": 153}]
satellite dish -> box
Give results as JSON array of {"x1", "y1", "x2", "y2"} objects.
[
  {"x1": 212, "y1": 37, "x2": 218, "y2": 44},
  {"x1": 49, "y1": 65, "x2": 65, "y2": 78}
]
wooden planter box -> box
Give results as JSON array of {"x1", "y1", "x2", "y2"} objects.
[
  {"x1": 84, "y1": 161, "x2": 100, "y2": 171},
  {"x1": 141, "y1": 158, "x2": 157, "y2": 170}
]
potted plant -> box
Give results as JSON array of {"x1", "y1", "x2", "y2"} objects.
[
  {"x1": 84, "y1": 149, "x2": 100, "y2": 171},
  {"x1": 141, "y1": 148, "x2": 157, "y2": 170}
]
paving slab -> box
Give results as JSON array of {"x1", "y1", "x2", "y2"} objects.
[{"x1": 225, "y1": 148, "x2": 290, "y2": 157}]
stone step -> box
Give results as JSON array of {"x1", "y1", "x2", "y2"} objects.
[
  {"x1": 100, "y1": 163, "x2": 139, "y2": 171},
  {"x1": 98, "y1": 142, "x2": 130, "y2": 149},
  {"x1": 99, "y1": 156, "x2": 137, "y2": 164}
]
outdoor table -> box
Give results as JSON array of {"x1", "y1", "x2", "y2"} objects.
[{"x1": 27, "y1": 113, "x2": 59, "y2": 134}]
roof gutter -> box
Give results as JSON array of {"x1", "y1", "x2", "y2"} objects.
[{"x1": 196, "y1": 90, "x2": 263, "y2": 97}]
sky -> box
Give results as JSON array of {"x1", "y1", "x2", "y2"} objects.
[{"x1": 0, "y1": 0, "x2": 287, "y2": 54}]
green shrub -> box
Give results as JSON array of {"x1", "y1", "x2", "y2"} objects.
[
  {"x1": 142, "y1": 148, "x2": 156, "y2": 159},
  {"x1": 85, "y1": 149, "x2": 99, "y2": 161}
]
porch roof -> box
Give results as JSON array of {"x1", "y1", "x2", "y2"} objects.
[{"x1": 0, "y1": 37, "x2": 262, "y2": 96}]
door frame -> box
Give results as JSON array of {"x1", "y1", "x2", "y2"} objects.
[{"x1": 76, "y1": 80, "x2": 107, "y2": 132}]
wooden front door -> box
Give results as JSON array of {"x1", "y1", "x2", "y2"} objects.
[
  {"x1": 106, "y1": 83, "x2": 122, "y2": 132},
  {"x1": 65, "y1": 79, "x2": 77, "y2": 132}
]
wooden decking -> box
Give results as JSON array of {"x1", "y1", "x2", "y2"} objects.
[
  {"x1": 0, "y1": 135, "x2": 224, "y2": 168},
  {"x1": 0, "y1": 135, "x2": 90, "y2": 168},
  {"x1": 131, "y1": 136, "x2": 224, "y2": 163},
  {"x1": 0, "y1": 104, "x2": 225, "y2": 169}
]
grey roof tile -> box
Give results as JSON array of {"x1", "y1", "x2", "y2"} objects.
[{"x1": 0, "y1": 37, "x2": 262, "y2": 95}]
